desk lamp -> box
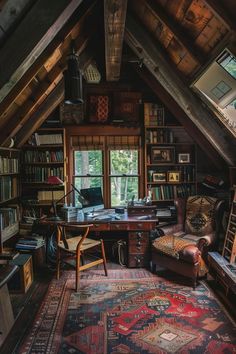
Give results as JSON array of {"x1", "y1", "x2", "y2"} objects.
[{"x1": 46, "y1": 176, "x2": 64, "y2": 221}]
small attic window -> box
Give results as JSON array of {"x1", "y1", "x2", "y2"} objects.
[
  {"x1": 193, "y1": 48, "x2": 236, "y2": 136},
  {"x1": 217, "y1": 50, "x2": 236, "y2": 79}
]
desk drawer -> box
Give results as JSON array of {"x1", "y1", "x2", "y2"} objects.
[
  {"x1": 90, "y1": 223, "x2": 110, "y2": 231},
  {"x1": 128, "y1": 254, "x2": 149, "y2": 268},
  {"x1": 110, "y1": 223, "x2": 128, "y2": 231},
  {"x1": 129, "y1": 222, "x2": 155, "y2": 230},
  {"x1": 129, "y1": 231, "x2": 149, "y2": 242}
]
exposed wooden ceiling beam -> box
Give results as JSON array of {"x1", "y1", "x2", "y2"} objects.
[
  {"x1": 0, "y1": 0, "x2": 83, "y2": 104},
  {"x1": 14, "y1": 80, "x2": 64, "y2": 148},
  {"x1": 104, "y1": 0, "x2": 127, "y2": 81},
  {"x1": 145, "y1": 0, "x2": 206, "y2": 65},
  {"x1": 0, "y1": 43, "x2": 92, "y2": 146},
  {"x1": 134, "y1": 64, "x2": 227, "y2": 169},
  {"x1": 0, "y1": 0, "x2": 97, "y2": 125},
  {"x1": 125, "y1": 13, "x2": 236, "y2": 166}
]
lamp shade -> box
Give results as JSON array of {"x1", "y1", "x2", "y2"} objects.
[
  {"x1": 46, "y1": 176, "x2": 63, "y2": 185},
  {"x1": 64, "y1": 48, "x2": 83, "y2": 105}
]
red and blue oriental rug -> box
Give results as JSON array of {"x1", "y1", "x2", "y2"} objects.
[{"x1": 19, "y1": 268, "x2": 236, "y2": 353}]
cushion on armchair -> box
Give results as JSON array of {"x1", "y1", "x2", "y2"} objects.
[{"x1": 185, "y1": 196, "x2": 217, "y2": 236}]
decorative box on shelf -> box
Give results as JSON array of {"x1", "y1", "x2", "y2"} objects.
[{"x1": 127, "y1": 205, "x2": 157, "y2": 217}]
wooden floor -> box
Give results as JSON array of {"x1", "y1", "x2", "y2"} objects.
[{"x1": 1, "y1": 263, "x2": 235, "y2": 354}]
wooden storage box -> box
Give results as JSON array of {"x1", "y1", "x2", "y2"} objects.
[
  {"x1": 8, "y1": 254, "x2": 33, "y2": 293},
  {"x1": 127, "y1": 205, "x2": 156, "y2": 217}
]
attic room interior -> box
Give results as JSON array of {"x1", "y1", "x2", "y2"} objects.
[{"x1": 0, "y1": 0, "x2": 236, "y2": 352}]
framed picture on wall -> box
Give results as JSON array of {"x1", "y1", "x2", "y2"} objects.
[
  {"x1": 167, "y1": 171, "x2": 181, "y2": 183},
  {"x1": 178, "y1": 153, "x2": 190, "y2": 163},
  {"x1": 151, "y1": 147, "x2": 175, "y2": 164},
  {"x1": 87, "y1": 95, "x2": 110, "y2": 123},
  {"x1": 153, "y1": 173, "x2": 166, "y2": 182}
]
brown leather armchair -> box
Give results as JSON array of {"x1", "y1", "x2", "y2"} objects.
[{"x1": 151, "y1": 195, "x2": 225, "y2": 287}]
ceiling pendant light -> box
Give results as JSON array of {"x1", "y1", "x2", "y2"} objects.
[{"x1": 64, "y1": 43, "x2": 83, "y2": 105}]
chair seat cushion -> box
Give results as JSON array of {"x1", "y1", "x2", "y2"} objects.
[
  {"x1": 59, "y1": 237, "x2": 101, "y2": 252},
  {"x1": 152, "y1": 235, "x2": 201, "y2": 264}
]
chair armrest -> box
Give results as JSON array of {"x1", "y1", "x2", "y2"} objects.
[{"x1": 197, "y1": 233, "x2": 215, "y2": 250}]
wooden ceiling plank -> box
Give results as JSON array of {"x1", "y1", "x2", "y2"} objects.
[
  {"x1": 204, "y1": 0, "x2": 235, "y2": 31},
  {"x1": 104, "y1": 0, "x2": 128, "y2": 81},
  {"x1": 0, "y1": 0, "x2": 97, "y2": 121},
  {"x1": 14, "y1": 80, "x2": 64, "y2": 148},
  {"x1": 0, "y1": 35, "x2": 91, "y2": 146},
  {"x1": 0, "y1": 0, "x2": 84, "y2": 102},
  {"x1": 125, "y1": 14, "x2": 236, "y2": 166},
  {"x1": 145, "y1": 0, "x2": 206, "y2": 65}
]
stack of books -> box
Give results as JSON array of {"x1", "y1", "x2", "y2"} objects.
[{"x1": 15, "y1": 236, "x2": 45, "y2": 250}]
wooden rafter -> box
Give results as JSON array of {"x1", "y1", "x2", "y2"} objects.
[
  {"x1": 0, "y1": 0, "x2": 84, "y2": 105},
  {"x1": 104, "y1": 0, "x2": 127, "y2": 81},
  {"x1": 125, "y1": 13, "x2": 236, "y2": 166},
  {"x1": 134, "y1": 64, "x2": 227, "y2": 169},
  {"x1": 14, "y1": 80, "x2": 64, "y2": 147},
  {"x1": 0, "y1": 34, "x2": 91, "y2": 146},
  {"x1": 145, "y1": 0, "x2": 206, "y2": 65}
]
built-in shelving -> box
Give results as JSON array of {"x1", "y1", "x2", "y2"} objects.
[
  {"x1": 21, "y1": 128, "x2": 66, "y2": 220},
  {"x1": 144, "y1": 103, "x2": 196, "y2": 202},
  {"x1": 0, "y1": 147, "x2": 21, "y2": 252}
]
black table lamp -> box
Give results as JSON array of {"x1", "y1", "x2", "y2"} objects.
[{"x1": 46, "y1": 176, "x2": 64, "y2": 221}]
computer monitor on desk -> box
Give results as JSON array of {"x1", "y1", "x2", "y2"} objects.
[{"x1": 80, "y1": 187, "x2": 104, "y2": 215}]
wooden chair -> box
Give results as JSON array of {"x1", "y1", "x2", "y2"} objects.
[{"x1": 56, "y1": 223, "x2": 108, "y2": 291}]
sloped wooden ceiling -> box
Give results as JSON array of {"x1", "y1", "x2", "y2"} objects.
[{"x1": 0, "y1": 0, "x2": 235, "y2": 165}]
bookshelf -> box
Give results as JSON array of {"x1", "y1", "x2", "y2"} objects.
[
  {"x1": 0, "y1": 147, "x2": 20, "y2": 253},
  {"x1": 144, "y1": 103, "x2": 197, "y2": 203},
  {"x1": 21, "y1": 128, "x2": 66, "y2": 221},
  {"x1": 222, "y1": 189, "x2": 236, "y2": 264}
]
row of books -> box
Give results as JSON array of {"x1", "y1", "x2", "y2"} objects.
[
  {"x1": 0, "y1": 207, "x2": 19, "y2": 230},
  {"x1": 15, "y1": 236, "x2": 45, "y2": 250},
  {"x1": 0, "y1": 156, "x2": 19, "y2": 174},
  {"x1": 146, "y1": 129, "x2": 174, "y2": 144},
  {"x1": 0, "y1": 176, "x2": 19, "y2": 202},
  {"x1": 38, "y1": 190, "x2": 65, "y2": 201},
  {"x1": 144, "y1": 103, "x2": 165, "y2": 126},
  {"x1": 23, "y1": 166, "x2": 64, "y2": 182},
  {"x1": 34, "y1": 133, "x2": 63, "y2": 146},
  {"x1": 151, "y1": 184, "x2": 196, "y2": 200},
  {"x1": 23, "y1": 149, "x2": 64, "y2": 163}
]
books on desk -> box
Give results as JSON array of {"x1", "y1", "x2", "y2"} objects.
[{"x1": 15, "y1": 237, "x2": 45, "y2": 250}]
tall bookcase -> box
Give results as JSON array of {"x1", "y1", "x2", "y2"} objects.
[
  {"x1": 0, "y1": 147, "x2": 20, "y2": 252},
  {"x1": 144, "y1": 103, "x2": 197, "y2": 203},
  {"x1": 21, "y1": 128, "x2": 66, "y2": 221}
]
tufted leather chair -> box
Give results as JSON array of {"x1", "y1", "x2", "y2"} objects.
[{"x1": 151, "y1": 195, "x2": 225, "y2": 287}]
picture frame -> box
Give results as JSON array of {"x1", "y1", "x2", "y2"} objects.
[
  {"x1": 87, "y1": 94, "x2": 110, "y2": 123},
  {"x1": 151, "y1": 147, "x2": 175, "y2": 164},
  {"x1": 153, "y1": 172, "x2": 166, "y2": 182},
  {"x1": 167, "y1": 171, "x2": 181, "y2": 183},
  {"x1": 178, "y1": 153, "x2": 190, "y2": 163}
]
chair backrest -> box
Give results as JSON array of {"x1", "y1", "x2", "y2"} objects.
[
  {"x1": 184, "y1": 195, "x2": 217, "y2": 236},
  {"x1": 56, "y1": 223, "x2": 91, "y2": 249}
]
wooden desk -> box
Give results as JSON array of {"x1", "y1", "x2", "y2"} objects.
[{"x1": 44, "y1": 211, "x2": 161, "y2": 267}]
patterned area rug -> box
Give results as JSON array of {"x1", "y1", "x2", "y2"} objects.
[{"x1": 19, "y1": 269, "x2": 236, "y2": 353}]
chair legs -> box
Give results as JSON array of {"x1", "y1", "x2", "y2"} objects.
[
  {"x1": 57, "y1": 240, "x2": 108, "y2": 292},
  {"x1": 101, "y1": 239, "x2": 108, "y2": 276}
]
